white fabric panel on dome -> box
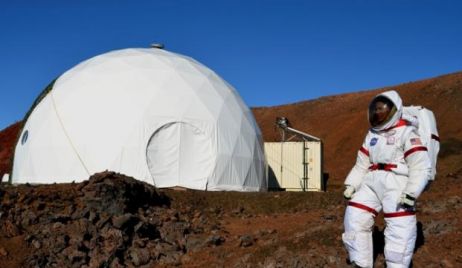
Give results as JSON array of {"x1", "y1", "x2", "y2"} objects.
[
  {"x1": 13, "y1": 95, "x2": 89, "y2": 183},
  {"x1": 12, "y1": 48, "x2": 266, "y2": 191},
  {"x1": 177, "y1": 122, "x2": 214, "y2": 184}
]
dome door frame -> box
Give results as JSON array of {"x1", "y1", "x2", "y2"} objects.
[{"x1": 146, "y1": 121, "x2": 213, "y2": 189}]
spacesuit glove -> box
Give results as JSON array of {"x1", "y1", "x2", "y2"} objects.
[
  {"x1": 343, "y1": 185, "x2": 355, "y2": 200},
  {"x1": 399, "y1": 193, "x2": 416, "y2": 208}
]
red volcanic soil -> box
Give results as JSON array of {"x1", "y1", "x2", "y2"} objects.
[
  {"x1": 0, "y1": 72, "x2": 461, "y2": 267},
  {"x1": 0, "y1": 121, "x2": 21, "y2": 182}
]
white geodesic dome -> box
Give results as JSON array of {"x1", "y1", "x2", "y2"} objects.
[{"x1": 12, "y1": 48, "x2": 267, "y2": 191}]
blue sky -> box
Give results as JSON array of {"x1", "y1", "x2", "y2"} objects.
[{"x1": 1, "y1": 0, "x2": 461, "y2": 129}]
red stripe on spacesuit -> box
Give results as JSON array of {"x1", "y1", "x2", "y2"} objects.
[
  {"x1": 359, "y1": 147, "x2": 369, "y2": 156},
  {"x1": 384, "y1": 211, "x2": 416, "y2": 218},
  {"x1": 384, "y1": 119, "x2": 408, "y2": 131},
  {"x1": 369, "y1": 163, "x2": 397, "y2": 171},
  {"x1": 348, "y1": 201, "x2": 378, "y2": 216},
  {"x1": 404, "y1": 146, "x2": 427, "y2": 158},
  {"x1": 431, "y1": 134, "x2": 440, "y2": 142}
]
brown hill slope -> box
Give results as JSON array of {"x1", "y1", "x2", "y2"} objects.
[
  {"x1": 0, "y1": 122, "x2": 21, "y2": 181},
  {"x1": 253, "y1": 71, "x2": 462, "y2": 188}
]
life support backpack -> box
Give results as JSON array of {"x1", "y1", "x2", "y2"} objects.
[{"x1": 402, "y1": 106, "x2": 440, "y2": 180}]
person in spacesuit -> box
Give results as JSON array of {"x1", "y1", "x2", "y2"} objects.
[{"x1": 342, "y1": 90, "x2": 432, "y2": 268}]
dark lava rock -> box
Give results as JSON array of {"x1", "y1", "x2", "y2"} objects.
[
  {"x1": 0, "y1": 171, "x2": 229, "y2": 267},
  {"x1": 205, "y1": 234, "x2": 225, "y2": 246},
  {"x1": 239, "y1": 234, "x2": 255, "y2": 247}
]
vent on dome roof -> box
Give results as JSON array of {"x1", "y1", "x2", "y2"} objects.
[{"x1": 150, "y1": 43, "x2": 165, "y2": 49}]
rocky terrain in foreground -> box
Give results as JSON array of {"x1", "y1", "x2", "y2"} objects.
[{"x1": 1, "y1": 168, "x2": 461, "y2": 267}]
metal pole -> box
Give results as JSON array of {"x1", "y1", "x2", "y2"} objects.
[
  {"x1": 302, "y1": 141, "x2": 308, "y2": 191},
  {"x1": 280, "y1": 130, "x2": 285, "y2": 186}
]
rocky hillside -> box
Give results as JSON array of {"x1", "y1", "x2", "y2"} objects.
[
  {"x1": 253, "y1": 71, "x2": 462, "y2": 187},
  {"x1": 0, "y1": 122, "x2": 21, "y2": 181}
]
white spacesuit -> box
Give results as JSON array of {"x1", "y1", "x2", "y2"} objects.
[{"x1": 342, "y1": 90, "x2": 432, "y2": 268}]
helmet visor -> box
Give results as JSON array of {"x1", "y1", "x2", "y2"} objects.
[{"x1": 368, "y1": 96, "x2": 396, "y2": 127}]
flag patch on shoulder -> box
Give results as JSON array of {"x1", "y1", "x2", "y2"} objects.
[{"x1": 410, "y1": 138, "x2": 422, "y2": 145}]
